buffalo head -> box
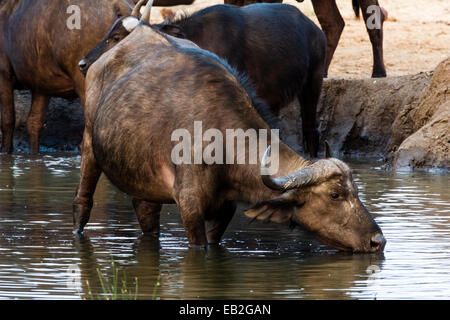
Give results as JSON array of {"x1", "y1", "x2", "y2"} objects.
[
  {"x1": 246, "y1": 145, "x2": 386, "y2": 253},
  {"x1": 79, "y1": 0, "x2": 153, "y2": 75}
]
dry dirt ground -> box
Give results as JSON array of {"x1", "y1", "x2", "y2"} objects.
[{"x1": 149, "y1": 0, "x2": 450, "y2": 78}]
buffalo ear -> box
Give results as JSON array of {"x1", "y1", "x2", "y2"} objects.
[
  {"x1": 245, "y1": 196, "x2": 296, "y2": 224},
  {"x1": 158, "y1": 24, "x2": 186, "y2": 39},
  {"x1": 113, "y1": 0, "x2": 132, "y2": 18}
]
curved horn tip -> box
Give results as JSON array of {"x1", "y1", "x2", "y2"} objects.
[
  {"x1": 260, "y1": 145, "x2": 286, "y2": 191},
  {"x1": 131, "y1": 0, "x2": 146, "y2": 17},
  {"x1": 261, "y1": 145, "x2": 272, "y2": 166},
  {"x1": 140, "y1": 0, "x2": 154, "y2": 23}
]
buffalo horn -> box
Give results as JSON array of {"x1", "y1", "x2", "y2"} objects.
[
  {"x1": 260, "y1": 146, "x2": 327, "y2": 191},
  {"x1": 140, "y1": 0, "x2": 154, "y2": 23},
  {"x1": 131, "y1": 0, "x2": 146, "y2": 17}
]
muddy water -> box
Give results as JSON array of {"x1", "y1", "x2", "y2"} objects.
[{"x1": 0, "y1": 154, "x2": 449, "y2": 300}]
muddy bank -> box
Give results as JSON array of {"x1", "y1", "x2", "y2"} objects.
[
  {"x1": 281, "y1": 57, "x2": 449, "y2": 171},
  {"x1": 388, "y1": 58, "x2": 449, "y2": 171},
  {"x1": 9, "y1": 93, "x2": 83, "y2": 153},
  {"x1": 2, "y1": 58, "x2": 449, "y2": 170}
]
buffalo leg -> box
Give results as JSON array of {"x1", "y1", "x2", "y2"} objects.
[
  {"x1": 73, "y1": 130, "x2": 101, "y2": 234},
  {"x1": 359, "y1": 0, "x2": 386, "y2": 77},
  {"x1": 176, "y1": 188, "x2": 208, "y2": 247},
  {"x1": 312, "y1": 0, "x2": 345, "y2": 77},
  {"x1": 132, "y1": 199, "x2": 162, "y2": 236},
  {"x1": 27, "y1": 93, "x2": 49, "y2": 154},
  {"x1": 205, "y1": 201, "x2": 237, "y2": 245},
  {"x1": 0, "y1": 79, "x2": 15, "y2": 153},
  {"x1": 299, "y1": 68, "x2": 324, "y2": 158}
]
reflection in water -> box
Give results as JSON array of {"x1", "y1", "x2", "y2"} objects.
[{"x1": 0, "y1": 155, "x2": 449, "y2": 299}]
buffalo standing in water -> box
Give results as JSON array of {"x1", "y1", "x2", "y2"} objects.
[{"x1": 75, "y1": 2, "x2": 386, "y2": 253}]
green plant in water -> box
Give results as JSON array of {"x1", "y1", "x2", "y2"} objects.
[
  {"x1": 85, "y1": 259, "x2": 138, "y2": 300},
  {"x1": 152, "y1": 275, "x2": 161, "y2": 300}
]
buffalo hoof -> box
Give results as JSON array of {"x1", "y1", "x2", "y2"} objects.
[
  {"x1": 206, "y1": 243, "x2": 222, "y2": 249},
  {"x1": 372, "y1": 71, "x2": 387, "y2": 78},
  {"x1": 141, "y1": 231, "x2": 160, "y2": 238},
  {"x1": 28, "y1": 146, "x2": 40, "y2": 155},
  {"x1": 72, "y1": 229, "x2": 84, "y2": 236},
  {"x1": 189, "y1": 243, "x2": 208, "y2": 249}
]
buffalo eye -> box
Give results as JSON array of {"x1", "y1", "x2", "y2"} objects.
[
  {"x1": 112, "y1": 35, "x2": 121, "y2": 42},
  {"x1": 331, "y1": 192, "x2": 340, "y2": 200}
]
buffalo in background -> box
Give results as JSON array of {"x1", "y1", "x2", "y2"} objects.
[
  {"x1": 0, "y1": 0, "x2": 135, "y2": 154},
  {"x1": 224, "y1": 0, "x2": 387, "y2": 78}
]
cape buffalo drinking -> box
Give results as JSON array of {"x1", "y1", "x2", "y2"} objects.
[
  {"x1": 0, "y1": 0, "x2": 135, "y2": 154},
  {"x1": 75, "y1": 2, "x2": 386, "y2": 253},
  {"x1": 79, "y1": 2, "x2": 327, "y2": 157}
]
